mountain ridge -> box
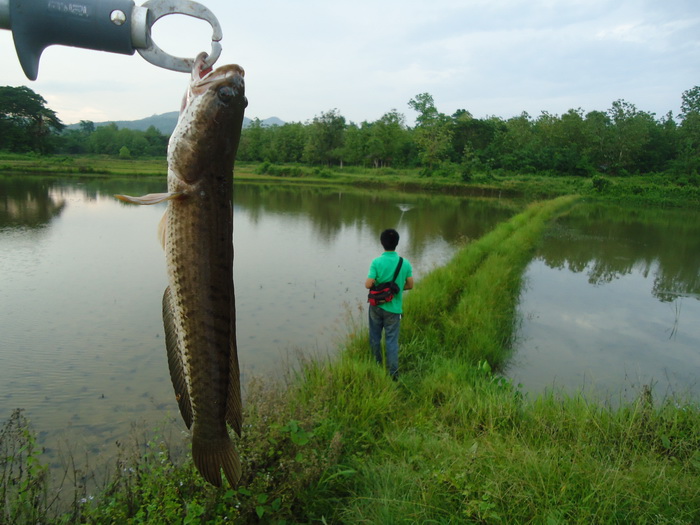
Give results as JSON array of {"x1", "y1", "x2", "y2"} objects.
[{"x1": 66, "y1": 114, "x2": 285, "y2": 135}]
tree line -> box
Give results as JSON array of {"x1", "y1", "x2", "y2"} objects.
[
  {"x1": 2, "y1": 84, "x2": 699, "y2": 178},
  {"x1": 238, "y1": 88, "x2": 700, "y2": 179},
  {"x1": 61, "y1": 120, "x2": 169, "y2": 157},
  {"x1": 0, "y1": 86, "x2": 168, "y2": 157}
]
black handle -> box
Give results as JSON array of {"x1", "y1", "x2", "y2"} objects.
[{"x1": 10, "y1": 0, "x2": 136, "y2": 80}]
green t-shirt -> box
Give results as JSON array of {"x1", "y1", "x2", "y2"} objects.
[{"x1": 367, "y1": 251, "x2": 413, "y2": 314}]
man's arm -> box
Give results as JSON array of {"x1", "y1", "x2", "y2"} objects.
[
  {"x1": 404, "y1": 276, "x2": 414, "y2": 290},
  {"x1": 365, "y1": 278, "x2": 375, "y2": 290}
]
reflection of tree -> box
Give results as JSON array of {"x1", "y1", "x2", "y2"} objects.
[
  {"x1": 0, "y1": 177, "x2": 66, "y2": 228},
  {"x1": 538, "y1": 203, "x2": 700, "y2": 301},
  {"x1": 233, "y1": 183, "x2": 517, "y2": 257},
  {"x1": 0, "y1": 176, "x2": 173, "y2": 230}
]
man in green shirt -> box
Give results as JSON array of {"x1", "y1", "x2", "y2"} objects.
[{"x1": 365, "y1": 229, "x2": 414, "y2": 380}]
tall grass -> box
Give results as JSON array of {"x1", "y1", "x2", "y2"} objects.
[{"x1": 297, "y1": 195, "x2": 700, "y2": 523}]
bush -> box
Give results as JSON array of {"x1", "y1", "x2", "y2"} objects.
[
  {"x1": 255, "y1": 160, "x2": 272, "y2": 175},
  {"x1": 313, "y1": 167, "x2": 333, "y2": 178},
  {"x1": 591, "y1": 175, "x2": 610, "y2": 193},
  {"x1": 255, "y1": 162, "x2": 305, "y2": 177}
]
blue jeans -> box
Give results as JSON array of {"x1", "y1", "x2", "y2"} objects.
[{"x1": 369, "y1": 305, "x2": 401, "y2": 378}]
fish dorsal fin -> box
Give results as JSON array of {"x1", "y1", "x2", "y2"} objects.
[{"x1": 162, "y1": 286, "x2": 193, "y2": 429}]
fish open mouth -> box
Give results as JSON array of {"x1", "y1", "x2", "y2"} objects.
[{"x1": 178, "y1": 53, "x2": 245, "y2": 112}]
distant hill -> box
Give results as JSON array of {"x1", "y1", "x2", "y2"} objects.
[{"x1": 66, "y1": 113, "x2": 285, "y2": 135}]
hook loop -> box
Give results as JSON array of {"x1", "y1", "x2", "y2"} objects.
[{"x1": 135, "y1": 0, "x2": 222, "y2": 72}]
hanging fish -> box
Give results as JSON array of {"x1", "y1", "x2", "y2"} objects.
[{"x1": 116, "y1": 53, "x2": 247, "y2": 487}]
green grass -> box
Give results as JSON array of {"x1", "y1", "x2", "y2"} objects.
[
  {"x1": 2, "y1": 155, "x2": 699, "y2": 207},
  {"x1": 3, "y1": 195, "x2": 700, "y2": 523},
  {"x1": 293, "y1": 195, "x2": 700, "y2": 523}
]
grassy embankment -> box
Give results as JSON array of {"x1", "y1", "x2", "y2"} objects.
[
  {"x1": 3, "y1": 194, "x2": 699, "y2": 524},
  {"x1": 2, "y1": 153, "x2": 700, "y2": 207}
]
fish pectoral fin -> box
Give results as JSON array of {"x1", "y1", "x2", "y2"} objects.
[
  {"x1": 162, "y1": 286, "x2": 193, "y2": 429},
  {"x1": 115, "y1": 192, "x2": 183, "y2": 205}
]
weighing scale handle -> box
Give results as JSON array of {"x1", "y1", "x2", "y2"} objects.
[{"x1": 0, "y1": 0, "x2": 222, "y2": 80}]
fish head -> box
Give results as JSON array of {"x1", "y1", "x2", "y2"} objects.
[{"x1": 168, "y1": 53, "x2": 248, "y2": 186}]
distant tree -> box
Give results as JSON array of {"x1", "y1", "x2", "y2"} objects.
[
  {"x1": 491, "y1": 112, "x2": 536, "y2": 172},
  {"x1": 79, "y1": 120, "x2": 95, "y2": 134},
  {"x1": 680, "y1": 86, "x2": 700, "y2": 120},
  {"x1": 268, "y1": 122, "x2": 306, "y2": 163},
  {"x1": 531, "y1": 109, "x2": 593, "y2": 175},
  {"x1": 88, "y1": 122, "x2": 119, "y2": 154},
  {"x1": 142, "y1": 125, "x2": 168, "y2": 156},
  {"x1": 450, "y1": 109, "x2": 474, "y2": 162},
  {"x1": 408, "y1": 93, "x2": 453, "y2": 174},
  {"x1": 606, "y1": 100, "x2": 655, "y2": 174},
  {"x1": 676, "y1": 86, "x2": 700, "y2": 175},
  {"x1": 122, "y1": 129, "x2": 149, "y2": 156},
  {"x1": 0, "y1": 85, "x2": 64, "y2": 153},
  {"x1": 57, "y1": 120, "x2": 95, "y2": 153},
  {"x1": 60, "y1": 129, "x2": 89, "y2": 154},
  {"x1": 238, "y1": 118, "x2": 268, "y2": 161},
  {"x1": 57, "y1": 122, "x2": 166, "y2": 156},
  {"x1": 341, "y1": 122, "x2": 370, "y2": 166},
  {"x1": 639, "y1": 111, "x2": 677, "y2": 173},
  {"x1": 555, "y1": 109, "x2": 592, "y2": 175},
  {"x1": 409, "y1": 93, "x2": 439, "y2": 126},
  {"x1": 367, "y1": 110, "x2": 407, "y2": 168},
  {"x1": 303, "y1": 109, "x2": 346, "y2": 166},
  {"x1": 582, "y1": 110, "x2": 611, "y2": 171},
  {"x1": 465, "y1": 115, "x2": 506, "y2": 169}
]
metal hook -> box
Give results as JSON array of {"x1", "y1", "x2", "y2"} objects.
[{"x1": 134, "y1": 0, "x2": 223, "y2": 72}]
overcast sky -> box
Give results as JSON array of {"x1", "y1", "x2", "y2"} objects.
[{"x1": 1, "y1": 0, "x2": 699, "y2": 126}]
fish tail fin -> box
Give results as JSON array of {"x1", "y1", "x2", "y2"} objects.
[{"x1": 191, "y1": 432, "x2": 241, "y2": 488}]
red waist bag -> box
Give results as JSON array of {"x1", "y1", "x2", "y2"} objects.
[{"x1": 368, "y1": 257, "x2": 403, "y2": 306}]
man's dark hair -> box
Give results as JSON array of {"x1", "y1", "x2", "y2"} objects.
[{"x1": 380, "y1": 229, "x2": 400, "y2": 251}]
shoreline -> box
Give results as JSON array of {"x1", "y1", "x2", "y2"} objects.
[{"x1": 1, "y1": 154, "x2": 700, "y2": 208}]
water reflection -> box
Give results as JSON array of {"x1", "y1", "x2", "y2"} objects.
[
  {"x1": 538, "y1": 203, "x2": 700, "y2": 300},
  {"x1": 511, "y1": 202, "x2": 700, "y2": 402},
  {"x1": 232, "y1": 184, "x2": 514, "y2": 258},
  {"x1": 0, "y1": 176, "x2": 67, "y2": 228}
]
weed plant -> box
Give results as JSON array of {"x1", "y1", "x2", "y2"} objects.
[{"x1": 1, "y1": 410, "x2": 50, "y2": 523}]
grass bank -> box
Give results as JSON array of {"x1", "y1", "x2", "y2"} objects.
[
  {"x1": 2, "y1": 154, "x2": 699, "y2": 207},
  {"x1": 4, "y1": 195, "x2": 699, "y2": 523}
]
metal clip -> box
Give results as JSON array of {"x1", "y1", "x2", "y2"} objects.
[{"x1": 134, "y1": 0, "x2": 222, "y2": 72}]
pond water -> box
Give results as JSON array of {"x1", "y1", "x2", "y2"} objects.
[
  {"x1": 0, "y1": 175, "x2": 516, "y2": 462},
  {"x1": 1, "y1": 175, "x2": 699, "y2": 469},
  {"x1": 509, "y1": 202, "x2": 700, "y2": 404}
]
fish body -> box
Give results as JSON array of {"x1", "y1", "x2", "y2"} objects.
[{"x1": 116, "y1": 55, "x2": 247, "y2": 487}]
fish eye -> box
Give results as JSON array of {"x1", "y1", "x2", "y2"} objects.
[{"x1": 217, "y1": 86, "x2": 235, "y2": 103}]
